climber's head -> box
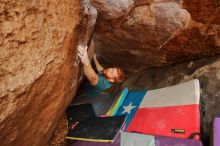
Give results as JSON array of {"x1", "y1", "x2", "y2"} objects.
[{"x1": 103, "y1": 67, "x2": 125, "y2": 83}]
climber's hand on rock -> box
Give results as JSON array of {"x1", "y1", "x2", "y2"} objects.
[{"x1": 77, "y1": 44, "x2": 90, "y2": 65}]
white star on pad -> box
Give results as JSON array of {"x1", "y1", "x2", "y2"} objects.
[{"x1": 122, "y1": 102, "x2": 136, "y2": 114}]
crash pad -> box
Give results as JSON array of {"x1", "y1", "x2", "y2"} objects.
[
  {"x1": 66, "y1": 104, "x2": 96, "y2": 127},
  {"x1": 66, "y1": 115, "x2": 126, "y2": 143},
  {"x1": 71, "y1": 130, "x2": 121, "y2": 146},
  {"x1": 214, "y1": 117, "x2": 220, "y2": 146},
  {"x1": 116, "y1": 90, "x2": 147, "y2": 130},
  {"x1": 106, "y1": 87, "x2": 128, "y2": 116},
  {"x1": 127, "y1": 79, "x2": 201, "y2": 139},
  {"x1": 121, "y1": 132, "x2": 203, "y2": 146},
  {"x1": 72, "y1": 81, "x2": 128, "y2": 116}
]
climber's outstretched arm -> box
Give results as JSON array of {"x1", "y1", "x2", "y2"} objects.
[
  {"x1": 77, "y1": 44, "x2": 98, "y2": 85},
  {"x1": 83, "y1": 64, "x2": 98, "y2": 85}
]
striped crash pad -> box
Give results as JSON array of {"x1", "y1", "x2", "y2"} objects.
[
  {"x1": 121, "y1": 132, "x2": 203, "y2": 146},
  {"x1": 106, "y1": 88, "x2": 128, "y2": 116},
  {"x1": 127, "y1": 79, "x2": 201, "y2": 139},
  {"x1": 71, "y1": 81, "x2": 128, "y2": 116}
]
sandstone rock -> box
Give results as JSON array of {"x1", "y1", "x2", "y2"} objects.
[
  {"x1": 92, "y1": 0, "x2": 220, "y2": 73},
  {"x1": 80, "y1": 0, "x2": 97, "y2": 43},
  {"x1": 0, "y1": 0, "x2": 96, "y2": 145},
  {"x1": 90, "y1": 0, "x2": 134, "y2": 19},
  {"x1": 123, "y1": 56, "x2": 220, "y2": 145},
  {"x1": 183, "y1": 0, "x2": 220, "y2": 24},
  {"x1": 124, "y1": 2, "x2": 190, "y2": 45}
]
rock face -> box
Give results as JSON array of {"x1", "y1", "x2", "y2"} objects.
[
  {"x1": 0, "y1": 0, "x2": 97, "y2": 145},
  {"x1": 92, "y1": 0, "x2": 220, "y2": 73},
  {"x1": 122, "y1": 56, "x2": 220, "y2": 145},
  {"x1": 90, "y1": 0, "x2": 134, "y2": 19}
]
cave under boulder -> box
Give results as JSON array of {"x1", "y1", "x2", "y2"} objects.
[{"x1": 92, "y1": 0, "x2": 220, "y2": 73}]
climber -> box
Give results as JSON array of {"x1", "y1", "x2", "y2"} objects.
[{"x1": 77, "y1": 41, "x2": 125, "y2": 91}]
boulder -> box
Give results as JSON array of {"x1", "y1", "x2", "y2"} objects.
[
  {"x1": 0, "y1": 0, "x2": 97, "y2": 145},
  {"x1": 90, "y1": 0, "x2": 134, "y2": 19},
  {"x1": 92, "y1": 0, "x2": 220, "y2": 73}
]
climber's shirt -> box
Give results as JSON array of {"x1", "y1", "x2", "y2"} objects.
[{"x1": 94, "y1": 73, "x2": 112, "y2": 91}]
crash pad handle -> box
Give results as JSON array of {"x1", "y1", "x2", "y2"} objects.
[{"x1": 189, "y1": 132, "x2": 200, "y2": 140}]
